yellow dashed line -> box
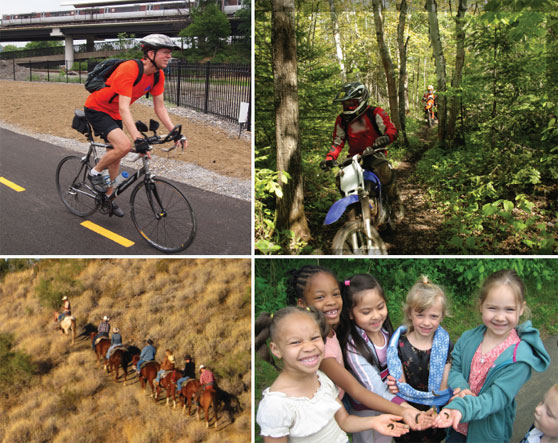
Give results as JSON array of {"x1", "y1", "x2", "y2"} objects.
[
  {"x1": 80, "y1": 221, "x2": 135, "y2": 248},
  {"x1": 0, "y1": 177, "x2": 25, "y2": 192}
]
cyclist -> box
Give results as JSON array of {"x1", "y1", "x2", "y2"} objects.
[
  {"x1": 321, "y1": 81, "x2": 404, "y2": 221},
  {"x1": 84, "y1": 34, "x2": 187, "y2": 216}
]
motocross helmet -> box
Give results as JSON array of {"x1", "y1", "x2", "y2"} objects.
[
  {"x1": 427, "y1": 85, "x2": 434, "y2": 92},
  {"x1": 333, "y1": 82, "x2": 369, "y2": 118}
]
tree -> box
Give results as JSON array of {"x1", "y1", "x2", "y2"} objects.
[
  {"x1": 180, "y1": 3, "x2": 231, "y2": 56},
  {"x1": 271, "y1": 0, "x2": 311, "y2": 246},
  {"x1": 372, "y1": 0, "x2": 401, "y2": 130},
  {"x1": 24, "y1": 41, "x2": 62, "y2": 50},
  {"x1": 328, "y1": 0, "x2": 347, "y2": 82},
  {"x1": 397, "y1": 0, "x2": 410, "y2": 145},
  {"x1": 425, "y1": 0, "x2": 448, "y2": 143},
  {"x1": 447, "y1": 0, "x2": 468, "y2": 143}
]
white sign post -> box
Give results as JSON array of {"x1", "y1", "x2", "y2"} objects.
[{"x1": 238, "y1": 102, "x2": 249, "y2": 138}]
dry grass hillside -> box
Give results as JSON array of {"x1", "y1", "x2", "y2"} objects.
[{"x1": 0, "y1": 259, "x2": 251, "y2": 443}]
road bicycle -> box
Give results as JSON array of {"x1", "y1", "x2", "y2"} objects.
[{"x1": 56, "y1": 110, "x2": 196, "y2": 253}]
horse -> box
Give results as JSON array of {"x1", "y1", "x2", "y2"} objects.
[
  {"x1": 196, "y1": 387, "x2": 218, "y2": 428},
  {"x1": 53, "y1": 311, "x2": 76, "y2": 345},
  {"x1": 155, "y1": 369, "x2": 180, "y2": 407},
  {"x1": 131, "y1": 354, "x2": 160, "y2": 397},
  {"x1": 178, "y1": 379, "x2": 201, "y2": 416},
  {"x1": 108, "y1": 345, "x2": 140, "y2": 385},
  {"x1": 90, "y1": 332, "x2": 111, "y2": 371}
]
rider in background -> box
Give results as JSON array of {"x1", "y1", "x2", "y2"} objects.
[
  {"x1": 321, "y1": 82, "x2": 404, "y2": 221},
  {"x1": 91, "y1": 315, "x2": 110, "y2": 350},
  {"x1": 154, "y1": 349, "x2": 176, "y2": 386},
  {"x1": 58, "y1": 296, "x2": 71, "y2": 321},
  {"x1": 84, "y1": 34, "x2": 187, "y2": 216},
  {"x1": 422, "y1": 85, "x2": 437, "y2": 120},
  {"x1": 136, "y1": 338, "x2": 157, "y2": 374},
  {"x1": 176, "y1": 354, "x2": 196, "y2": 391},
  {"x1": 105, "y1": 326, "x2": 122, "y2": 360},
  {"x1": 199, "y1": 364, "x2": 216, "y2": 390}
]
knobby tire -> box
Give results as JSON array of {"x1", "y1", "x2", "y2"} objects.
[{"x1": 332, "y1": 219, "x2": 387, "y2": 255}]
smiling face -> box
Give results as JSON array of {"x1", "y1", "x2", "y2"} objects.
[
  {"x1": 534, "y1": 386, "x2": 558, "y2": 437},
  {"x1": 150, "y1": 48, "x2": 173, "y2": 68},
  {"x1": 270, "y1": 312, "x2": 325, "y2": 375},
  {"x1": 481, "y1": 284, "x2": 524, "y2": 339},
  {"x1": 409, "y1": 299, "x2": 444, "y2": 340},
  {"x1": 298, "y1": 272, "x2": 342, "y2": 328},
  {"x1": 349, "y1": 288, "x2": 388, "y2": 338}
]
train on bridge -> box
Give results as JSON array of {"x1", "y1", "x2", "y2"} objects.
[{"x1": 1, "y1": 0, "x2": 244, "y2": 27}]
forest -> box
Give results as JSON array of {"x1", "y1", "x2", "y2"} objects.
[{"x1": 255, "y1": 0, "x2": 557, "y2": 255}]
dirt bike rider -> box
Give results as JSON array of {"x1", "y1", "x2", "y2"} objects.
[
  {"x1": 320, "y1": 81, "x2": 404, "y2": 221},
  {"x1": 422, "y1": 85, "x2": 437, "y2": 120},
  {"x1": 84, "y1": 34, "x2": 187, "y2": 217}
]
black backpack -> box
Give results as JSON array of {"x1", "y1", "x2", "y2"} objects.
[{"x1": 85, "y1": 59, "x2": 160, "y2": 103}]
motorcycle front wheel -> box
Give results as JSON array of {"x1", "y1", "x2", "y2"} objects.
[{"x1": 332, "y1": 220, "x2": 387, "y2": 255}]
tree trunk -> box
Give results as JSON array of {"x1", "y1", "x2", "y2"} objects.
[
  {"x1": 271, "y1": 0, "x2": 311, "y2": 245},
  {"x1": 447, "y1": 0, "x2": 468, "y2": 143},
  {"x1": 328, "y1": 0, "x2": 347, "y2": 82},
  {"x1": 372, "y1": 0, "x2": 401, "y2": 131},
  {"x1": 397, "y1": 0, "x2": 409, "y2": 145},
  {"x1": 426, "y1": 0, "x2": 448, "y2": 144}
]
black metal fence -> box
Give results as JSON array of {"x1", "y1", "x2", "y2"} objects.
[
  {"x1": 1, "y1": 58, "x2": 251, "y2": 125},
  {"x1": 164, "y1": 60, "x2": 250, "y2": 125}
]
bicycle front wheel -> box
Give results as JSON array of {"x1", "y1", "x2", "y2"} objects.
[
  {"x1": 130, "y1": 178, "x2": 196, "y2": 253},
  {"x1": 56, "y1": 155, "x2": 99, "y2": 217}
]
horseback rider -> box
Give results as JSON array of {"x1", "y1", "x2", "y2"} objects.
[
  {"x1": 58, "y1": 296, "x2": 72, "y2": 322},
  {"x1": 136, "y1": 338, "x2": 157, "y2": 374},
  {"x1": 321, "y1": 81, "x2": 404, "y2": 221},
  {"x1": 154, "y1": 349, "x2": 176, "y2": 386},
  {"x1": 199, "y1": 364, "x2": 215, "y2": 390},
  {"x1": 91, "y1": 315, "x2": 110, "y2": 350},
  {"x1": 176, "y1": 354, "x2": 196, "y2": 392},
  {"x1": 105, "y1": 327, "x2": 122, "y2": 360}
]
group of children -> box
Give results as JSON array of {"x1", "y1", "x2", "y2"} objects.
[{"x1": 256, "y1": 265, "x2": 553, "y2": 442}]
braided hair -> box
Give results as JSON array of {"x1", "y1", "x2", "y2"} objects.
[
  {"x1": 337, "y1": 274, "x2": 393, "y2": 371},
  {"x1": 285, "y1": 265, "x2": 339, "y2": 305},
  {"x1": 255, "y1": 306, "x2": 329, "y2": 368}
]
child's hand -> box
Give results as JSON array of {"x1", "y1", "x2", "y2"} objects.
[
  {"x1": 371, "y1": 414, "x2": 410, "y2": 437},
  {"x1": 386, "y1": 375, "x2": 400, "y2": 394},
  {"x1": 449, "y1": 387, "x2": 476, "y2": 402},
  {"x1": 401, "y1": 407, "x2": 434, "y2": 431},
  {"x1": 434, "y1": 408, "x2": 462, "y2": 430}
]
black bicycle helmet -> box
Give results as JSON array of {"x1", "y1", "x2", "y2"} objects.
[{"x1": 333, "y1": 81, "x2": 369, "y2": 118}]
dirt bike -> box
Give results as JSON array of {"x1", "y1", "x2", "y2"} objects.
[
  {"x1": 424, "y1": 96, "x2": 437, "y2": 127},
  {"x1": 323, "y1": 148, "x2": 393, "y2": 255}
]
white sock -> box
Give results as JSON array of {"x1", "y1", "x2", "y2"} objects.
[{"x1": 90, "y1": 168, "x2": 101, "y2": 175}]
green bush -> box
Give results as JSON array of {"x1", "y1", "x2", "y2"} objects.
[{"x1": 0, "y1": 333, "x2": 36, "y2": 396}]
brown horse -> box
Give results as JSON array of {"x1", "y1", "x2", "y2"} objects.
[
  {"x1": 196, "y1": 387, "x2": 218, "y2": 428},
  {"x1": 178, "y1": 379, "x2": 201, "y2": 416},
  {"x1": 90, "y1": 333, "x2": 111, "y2": 371},
  {"x1": 108, "y1": 345, "x2": 140, "y2": 385},
  {"x1": 155, "y1": 369, "x2": 180, "y2": 407},
  {"x1": 53, "y1": 311, "x2": 76, "y2": 345},
  {"x1": 131, "y1": 354, "x2": 160, "y2": 397}
]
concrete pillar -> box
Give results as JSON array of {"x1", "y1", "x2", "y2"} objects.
[{"x1": 64, "y1": 35, "x2": 74, "y2": 70}]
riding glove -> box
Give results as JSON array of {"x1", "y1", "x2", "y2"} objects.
[
  {"x1": 373, "y1": 135, "x2": 391, "y2": 148},
  {"x1": 134, "y1": 138, "x2": 150, "y2": 154},
  {"x1": 320, "y1": 159, "x2": 334, "y2": 170}
]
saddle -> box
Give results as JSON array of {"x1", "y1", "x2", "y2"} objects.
[
  {"x1": 94, "y1": 336, "x2": 109, "y2": 346},
  {"x1": 107, "y1": 345, "x2": 125, "y2": 359},
  {"x1": 139, "y1": 360, "x2": 156, "y2": 370}
]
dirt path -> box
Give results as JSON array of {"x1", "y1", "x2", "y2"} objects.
[
  {"x1": 384, "y1": 124, "x2": 446, "y2": 254},
  {"x1": 0, "y1": 80, "x2": 250, "y2": 180}
]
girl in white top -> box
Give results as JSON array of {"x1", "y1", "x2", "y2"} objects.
[{"x1": 256, "y1": 306, "x2": 409, "y2": 442}]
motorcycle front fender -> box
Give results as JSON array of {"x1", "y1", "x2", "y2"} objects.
[{"x1": 324, "y1": 195, "x2": 359, "y2": 225}]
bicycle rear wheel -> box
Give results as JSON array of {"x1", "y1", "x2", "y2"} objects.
[
  {"x1": 130, "y1": 178, "x2": 196, "y2": 253},
  {"x1": 56, "y1": 155, "x2": 99, "y2": 216}
]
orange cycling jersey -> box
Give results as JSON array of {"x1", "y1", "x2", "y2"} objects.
[{"x1": 85, "y1": 60, "x2": 165, "y2": 120}]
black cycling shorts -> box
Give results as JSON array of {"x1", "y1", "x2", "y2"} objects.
[{"x1": 84, "y1": 107, "x2": 123, "y2": 142}]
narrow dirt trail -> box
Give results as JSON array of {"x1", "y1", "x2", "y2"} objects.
[{"x1": 384, "y1": 124, "x2": 447, "y2": 254}]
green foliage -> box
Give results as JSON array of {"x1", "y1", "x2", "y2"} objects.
[
  {"x1": 1, "y1": 44, "x2": 19, "y2": 52},
  {"x1": 180, "y1": 3, "x2": 231, "y2": 56},
  {"x1": 24, "y1": 40, "x2": 62, "y2": 50},
  {"x1": 0, "y1": 333, "x2": 36, "y2": 397},
  {"x1": 0, "y1": 259, "x2": 36, "y2": 281},
  {"x1": 35, "y1": 260, "x2": 88, "y2": 309}
]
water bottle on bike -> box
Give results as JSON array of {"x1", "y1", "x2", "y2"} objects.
[
  {"x1": 112, "y1": 171, "x2": 129, "y2": 187},
  {"x1": 101, "y1": 170, "x2": 111, "y2": 187}
]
